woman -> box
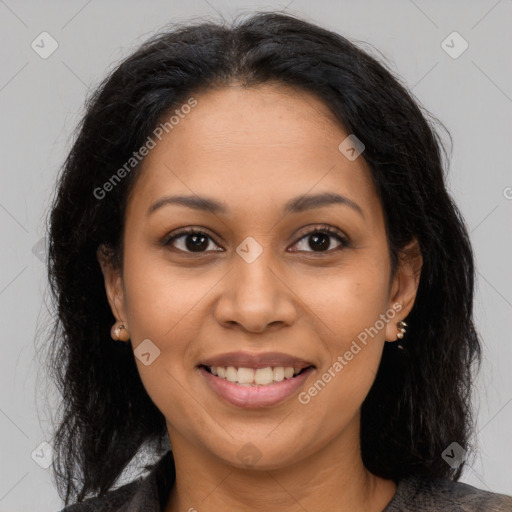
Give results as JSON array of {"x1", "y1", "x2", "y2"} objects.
[{"x1": 47, "y1": 11, "x2": 512, "y2": 511}]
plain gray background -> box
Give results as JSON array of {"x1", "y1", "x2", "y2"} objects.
[{"x1": 0, "y1": 0, "x2": 511, "y2": 510}]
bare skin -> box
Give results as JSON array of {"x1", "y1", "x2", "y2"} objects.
[{"x1": 98, "y1": 83, "x2": 422, "y2": 511}]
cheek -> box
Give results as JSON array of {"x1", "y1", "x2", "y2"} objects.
[
  {"x1": 122, "y1": 258, "x2": 208, "y2": 428},
  {"x1": 298, "y1": 253, "x2": 390, "y2": 401},
  {"x1": 302, "y1": 253, "x2": 391, "y2": 350},
  {"x1": 294, "y1": 271, "x2": 389, "y2": 444},
  {"x1": 120, "y1": 248, "x2": 197, "y2": 382},
  {"x1": 122, "y1": 241, "x2": 207, "y2": 341}
]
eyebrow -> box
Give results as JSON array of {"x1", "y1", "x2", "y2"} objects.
[{"x1": 147, "y1": 192, "x2": 364, "y2": 218}]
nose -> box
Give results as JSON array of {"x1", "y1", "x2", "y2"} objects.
[{"x1": 213, "y1": 248, "x2": 298, "y2": 334}]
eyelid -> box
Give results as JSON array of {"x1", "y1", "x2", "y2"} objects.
[
  {"x1": 161, "y1": 227, "x2": 221, "y2": 248},
  {"x1": 289, "y1": 224, "x2": 349, "y2": 253},
  {"x1": 163, "y1": 224, "x2": 350, "y2": 254}
]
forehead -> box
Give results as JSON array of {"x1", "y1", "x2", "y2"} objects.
[{"x1": 126, "y1": 83, "x2": 383, "y2": 228}]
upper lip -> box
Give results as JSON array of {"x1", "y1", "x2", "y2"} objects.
[{"x1": 199, "y1": 351, "x2": 315, "y2": 370}]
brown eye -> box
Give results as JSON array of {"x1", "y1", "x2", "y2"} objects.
[
  {"x1": 164, "y1": 229, "x2": 222, "y2": 253},
  {"x1": 163, "y1": 225, "x2": 349, "y2": 255},
  {"x1": 289, "y1": 226, "x2": 349, "y2": 253}
]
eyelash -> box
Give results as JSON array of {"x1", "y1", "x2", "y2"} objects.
[{"x1": 162, "y1": 225, "x2": 350, "y2": 255}]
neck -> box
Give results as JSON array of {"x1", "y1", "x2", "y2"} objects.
[{"x1": 164, "y1": 420, "x2": 396, "y2": 512}]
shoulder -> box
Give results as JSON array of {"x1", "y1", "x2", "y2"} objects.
[
  {"x1": 386, "y1": 474, "x2": 512, "y2": 511},
  {"x1": 57, "y1": 450, "x2": 175, "y2": 512},
  {"x1": 58, "y1": 479, "x2": 140, "y2": 511}
]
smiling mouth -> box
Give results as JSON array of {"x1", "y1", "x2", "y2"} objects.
[{"x1": 200, "y1": 365, "x2": 313, "y2": 386}]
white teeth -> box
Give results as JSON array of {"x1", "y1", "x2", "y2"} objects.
[
  {"x1": 208, "y1": 365, "x2": 306, "y2": 386},
  {"x1": 225, "y1": 366, "x2": 238, "y2": 382},
  {"x1": 254, "y1": 367, "x2": 274, "y2": 385},
  {"x1": 284, "y1": 367, "x2": 295, "y2": 379},
  {"x1": 237, "y1": 367, "x2": 255, "y2": 384},
  {"x1": 273, "y1": 367, "x2": 284, "y2": 382}
]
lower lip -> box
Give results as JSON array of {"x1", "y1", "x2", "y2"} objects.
[{"x1": 198, "y1": 366, "x2": 314, "y2": 408}]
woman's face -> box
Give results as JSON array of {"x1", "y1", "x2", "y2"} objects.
[{"x1": 100, "y1": 83, "x2": 421, "y2": 471}]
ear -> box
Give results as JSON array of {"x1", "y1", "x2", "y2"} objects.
[
  {"x1": 385, "y1": 238, "x2": 423, "y2": 342},
  {"x1": 97, "y1": 244, "x2": 128, "y2": 328}
]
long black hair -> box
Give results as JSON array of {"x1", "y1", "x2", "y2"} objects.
[{"x1": 46, "y1": 11, "x2": 481, "y2": 504}]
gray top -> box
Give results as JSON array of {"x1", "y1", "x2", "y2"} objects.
[{"x1": 61, "y1": 451, "x2": 512, "y2": 511}]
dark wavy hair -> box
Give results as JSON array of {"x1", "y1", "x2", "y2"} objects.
[{"x1": 46, "y1": 11, "x2": 481, "y2": 505}]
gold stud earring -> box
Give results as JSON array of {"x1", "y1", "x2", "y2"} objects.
[
  {"x1": 396, "y1": 320, "x2": 408, "y2": 349},
  {"x1": 111, "y1": 321, "x2": 130, "y2": 342},
  {"x1": 396, "y1": 320, "x2": 407, "y2": 339}
]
